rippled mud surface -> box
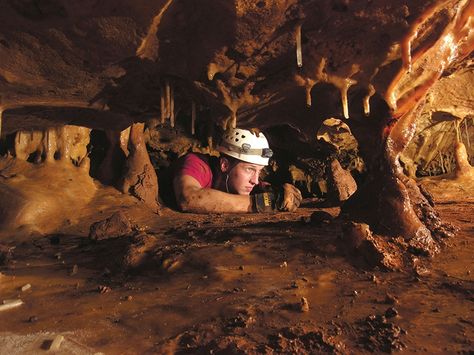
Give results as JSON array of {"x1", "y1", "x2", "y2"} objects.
[{"x1": 0, "y1": 182, "x2": 472, "y2": 354}]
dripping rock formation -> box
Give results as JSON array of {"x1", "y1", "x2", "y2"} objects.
[{"x1": 0, "y1": 1, "x2": 473, "y2": 352}]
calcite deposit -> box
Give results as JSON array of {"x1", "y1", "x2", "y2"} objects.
[{"x1": 0, "y1": 0, "x2": 472, "y2": 251}]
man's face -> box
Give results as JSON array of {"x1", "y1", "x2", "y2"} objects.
[{"x1": 226, "y1": 161, "x2": 265, "y2": 195}]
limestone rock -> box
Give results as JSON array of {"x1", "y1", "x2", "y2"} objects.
[
  {"x1": 122, "y1": 233, "x2": 159, "y2": 270},
  {"x1": 88, "y1": 211, "x2": 132, "y2": 240},
  {"x1": 342, "y1": 222, "x2": 404, "y2": 270},
  {"x1": 328, "y1": 160, "x2": 357, "y2": 202}
]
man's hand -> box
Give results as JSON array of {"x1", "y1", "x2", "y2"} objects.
[
  {"x1": 279, "y1": 183, "x2": 302, "y2": 212},
  {"x1": 252, "y1": 183, "x2": 302, "y2": 212}
]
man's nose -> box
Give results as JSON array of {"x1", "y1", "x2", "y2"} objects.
[{"x1": 250, "y1": 172, "x2": 259, "y2": 184}]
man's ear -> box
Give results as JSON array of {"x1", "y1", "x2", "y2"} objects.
[{"x1": 220, "y1": 157, "x2": 230, "y2": 173}]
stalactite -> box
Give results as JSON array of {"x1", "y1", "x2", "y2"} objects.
[
  {"x1": 305, "y1": 84, "x2": 313, "y2": 107},
  {"x1": 327, "y1": 76, "x2": 357, "y2": 119},
  {"x1": 400, "y1": 1, "x2": 451, "y2": 73},
  {"x1": 136, "y1": 0, "x2": 174, "y2": 60},
  {"x1": 207, "y1": 63, "x2": 218, "y2": 81},
  {"x1": 439, "y1": 151, "x2": 444, "y2": 174},
  {"x1": 165, "y1": 80, "x2": 171, "y2": 122},
  {"x1": 191, "y1": 101, "x2": 196, "y2": 135},
  {"x1": 341, "y1": 84, "x2": 350, "y2": 119},
  {"x1": 16, "y1": 131, "x2": 22, "y2": 156},
  {"x1": 160, "y1": 84, "x2": 165, "y2": 124},
  {"x1": 465, "y1": 118, "x2": 470, "y2": 148},
  {"x1": 454, "y1": 119, "x2": 461, "y2": 143},
  {"x1": 387, "y1": 0, "x2": 474, "y2": 116},
  {"x1": 170, "y1": 84, "x2": 175, "y2": 128},
  {"x1": 44, "y1": 128, "x2": 59, "y2": 162},
  {"x1": 401, "y1": 37, "x2": 412, "y2": 73},
  {"x1": 45, "y1": 129, "x2": 50, "y2": 161},
  {"x1": 296, "y1": 24, "x2": 303, "y2": 68},
  {"x1": 231, "y1": 110, "x2": 237, "y2": 129},
  {"x1": 363, "y1": 84, "x2": 375, "y2": 116},
  {"x1": 120, "y1": 127, "x2": 131, "y2": 157},
  {"x1": 423, "y1": 122, "x2": 450, "y2": 170}
]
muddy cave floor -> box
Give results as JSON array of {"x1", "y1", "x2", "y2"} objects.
[{"x1": 0, "y1": 179, "x2": 472, "y2": 354}]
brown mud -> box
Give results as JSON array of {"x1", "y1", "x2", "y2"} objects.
[{"x1": 0, "y1": 181, "x2": 472, "y2": 354}]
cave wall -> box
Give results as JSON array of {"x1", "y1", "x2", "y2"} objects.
[{"x1": 0, "y1": 0, "x2": 472, "y2": 235}]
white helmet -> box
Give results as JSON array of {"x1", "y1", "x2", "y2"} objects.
[{"x1": 217, "y1": 128, "x2": 273, "y2": 166}]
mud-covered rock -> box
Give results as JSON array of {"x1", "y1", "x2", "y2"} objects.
[
  {"x1": 122, "y1": 233, "x2": 159, "y2": 270},
  {"x1": 88, "y1": 211, "x2": 133, "y2": 240},
  {"x1": 342, "y1": 222, "x2": 404, "y2": 270},
  {"x1": 328, "y1": 160, "x2": 357, "y2": 203},
  {"x1": 309, "y1": 210, "x2": 334, "y2": 225},
  {"x1": 418, "y1": 184, "x2": 435, "y2": 207},
  {"x1": 269, "y1": 326, "x2": 343, "y2": 354},
  {"x1": 224, "y1": 309, "x2": 256, "y2": 330},
  {"x1": 357, "y1": 314, "x2": 406, "y2": 353}
]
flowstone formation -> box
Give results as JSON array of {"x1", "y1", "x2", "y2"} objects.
[{"x1": 0, "y1": 0, "x2": 472, "y2": 260}]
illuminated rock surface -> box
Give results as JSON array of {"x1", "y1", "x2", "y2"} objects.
[{"x1": 0, "y1": 0, "x2": 472, "y2": 353}]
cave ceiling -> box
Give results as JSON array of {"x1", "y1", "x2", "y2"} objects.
[{"x1": 0, "y1": 0, "x2": 473, "y2": 161}]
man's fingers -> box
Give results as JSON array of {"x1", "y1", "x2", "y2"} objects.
[
  {"x1": 278, "y1": 184, "x2": 302, "y2": 212},
  {"x1": 286, "y1": 184, "x2": 303, "y2": 204},
  {"x1": 281, "y1": 196, "x2": 291, "y2": 211},
  {"x1": 291, "y1": 185, "x2": 303, "y2": 202}
]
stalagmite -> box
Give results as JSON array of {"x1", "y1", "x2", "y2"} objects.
[
  {"x1": 191, "y1": 101, "x2": 196, "y2": 135},
  {"x1": 363, "y1": 84, "x2": 375, "y2": 116},
  {"x1": 0, "y1": 109, "x2": 2, "y2": 139},
  {"x1": 454, "y1": 141, "x2": 474, "y2": 178},
  {"x1": 170, "y1": 84, "x2": 175, "y2": 128},
  {"x1": 296, "y1": 24, "x2": 303, "y2": 68},
  {"x1": 120, "y1": 123, "x2": 160, "y2": 213}
]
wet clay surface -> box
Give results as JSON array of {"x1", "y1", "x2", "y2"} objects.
[{"x1": 0, "y1": 183, "x2": 472, "y2": 354}]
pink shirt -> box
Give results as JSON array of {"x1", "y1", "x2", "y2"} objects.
[{"x1": 175, "y1": 153, "x2": 215, "y2": 188}]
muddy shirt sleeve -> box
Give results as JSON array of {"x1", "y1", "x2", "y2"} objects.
[{"x1": 175, "y1": 153, "x2": 213, "y2": 188}]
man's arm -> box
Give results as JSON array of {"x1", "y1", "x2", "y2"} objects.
[{"x1": 173, "y1": 175, "x2": 253, "y2": 213}]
